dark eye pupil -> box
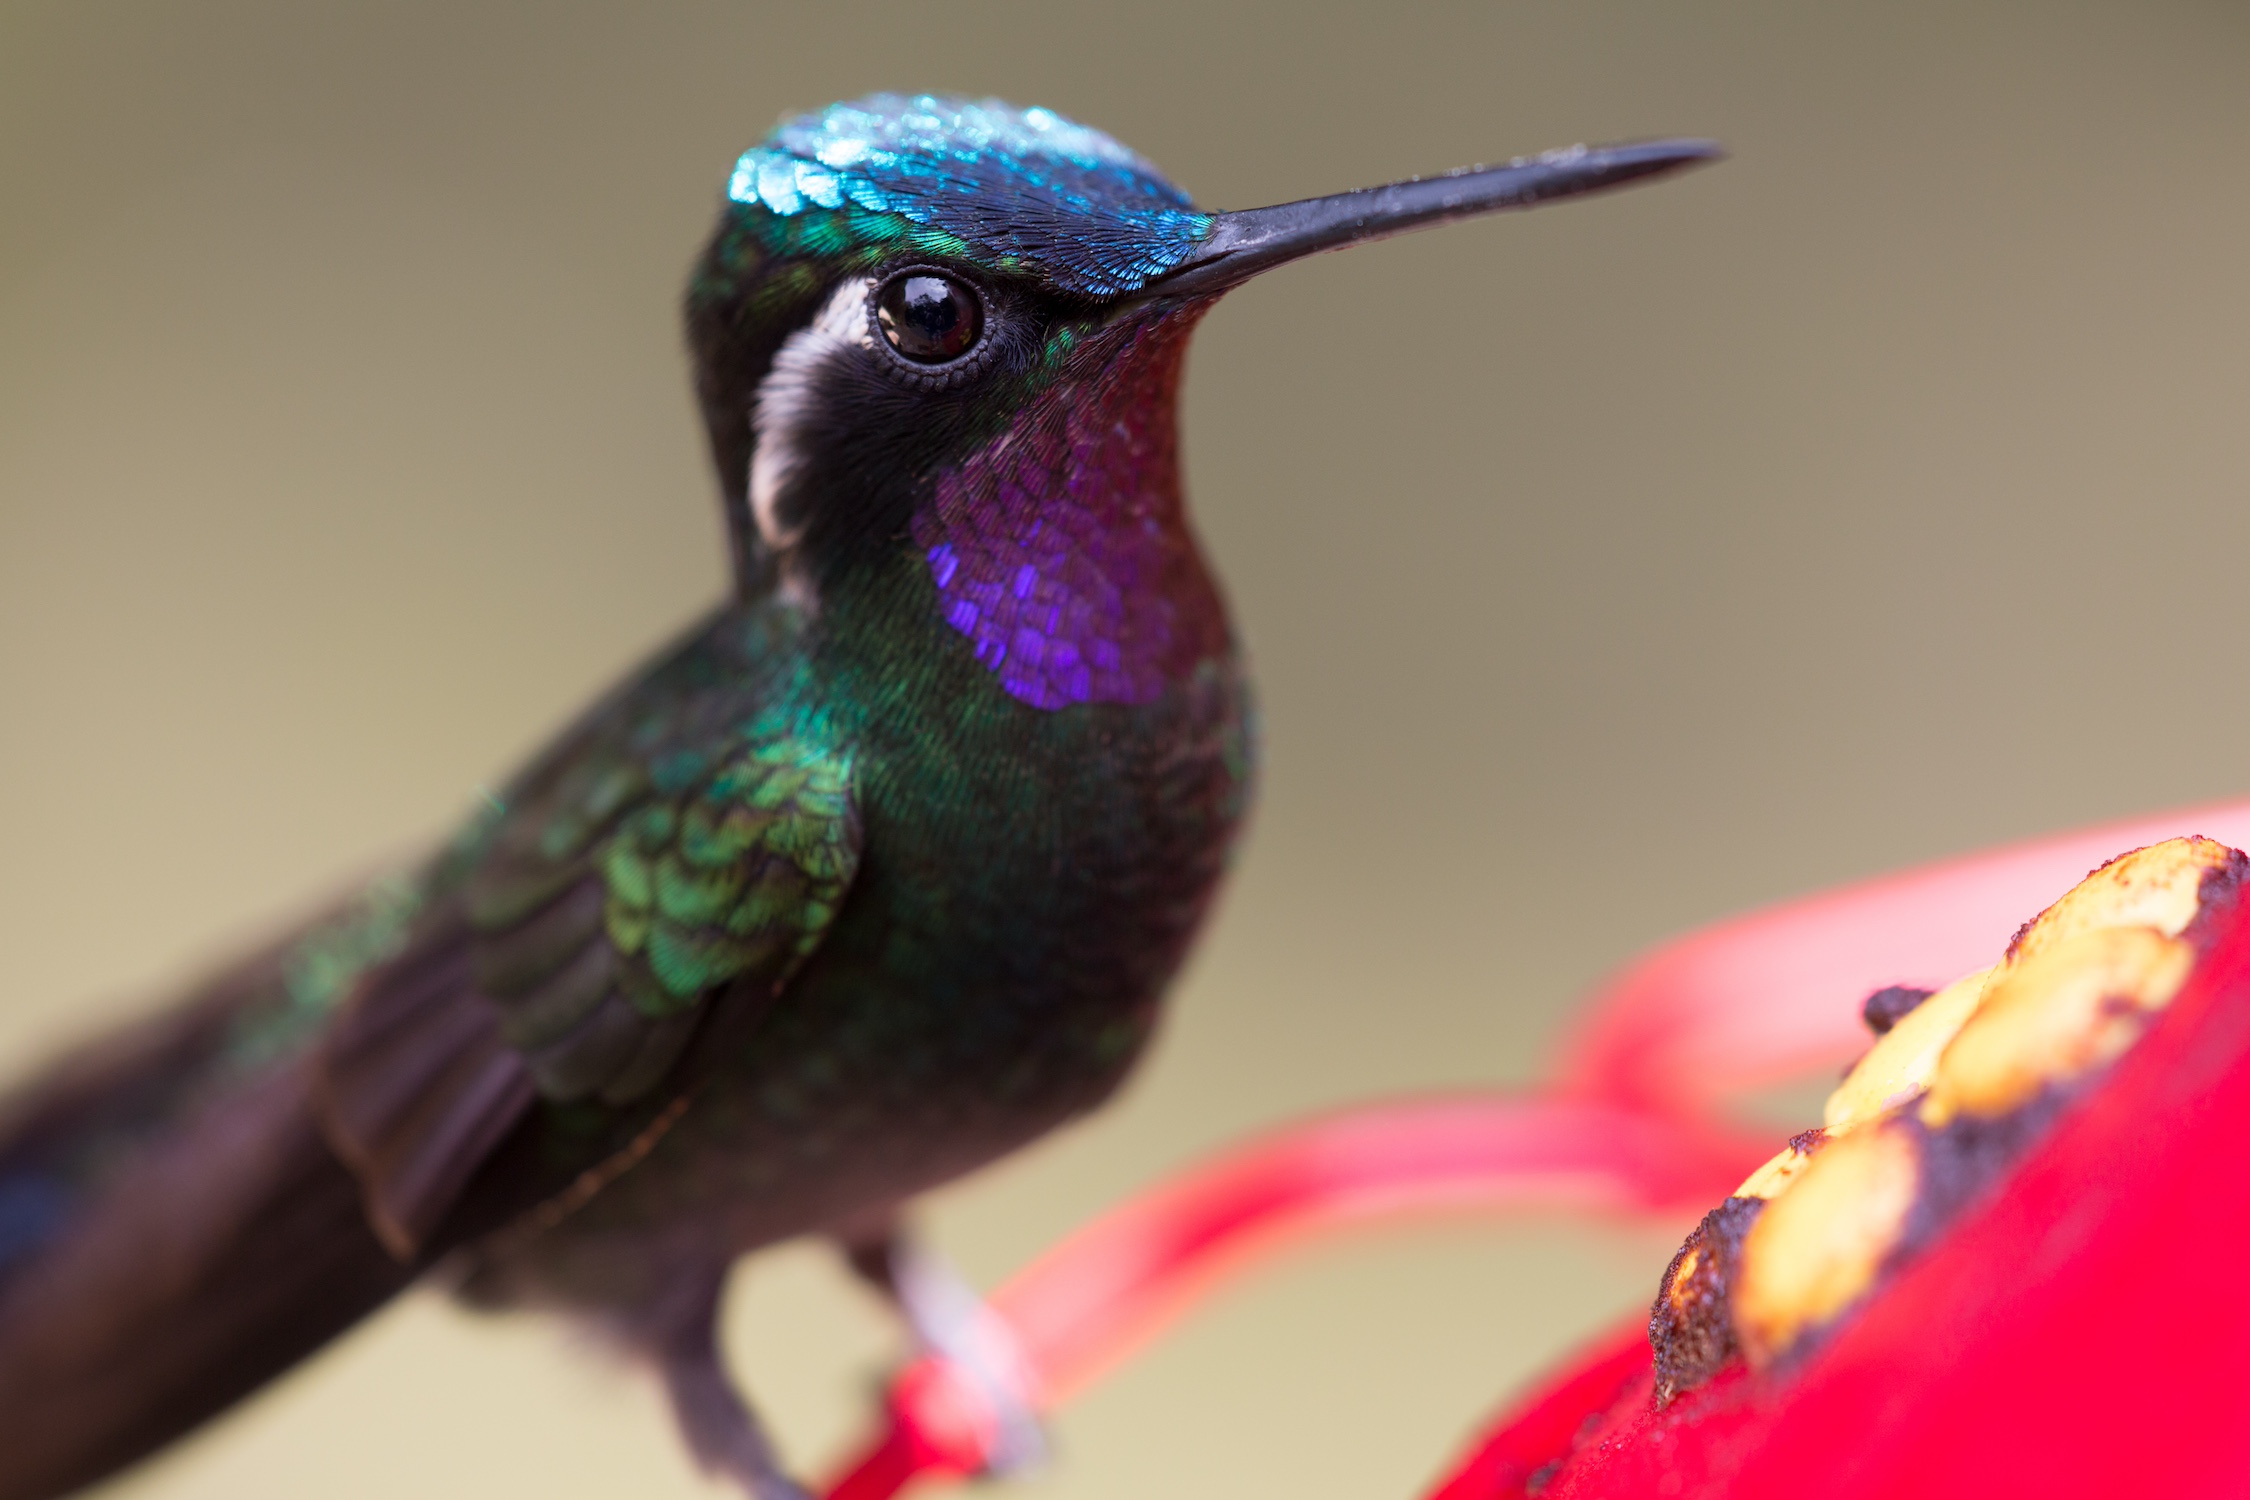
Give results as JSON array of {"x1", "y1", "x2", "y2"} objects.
[{"x1": 877, "y1": 273, "x2": 982, "y2": 364}]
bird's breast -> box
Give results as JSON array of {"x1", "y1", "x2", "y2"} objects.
[{"x1": 521, "y1": 648, "x2": 1253, "y2": 1269}]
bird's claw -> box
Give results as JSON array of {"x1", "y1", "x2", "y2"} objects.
[{"x1": 881, "y1": 1239, "x2": 1050, "y2": 1480}]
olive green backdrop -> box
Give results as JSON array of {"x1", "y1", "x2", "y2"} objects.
[{"x1": 4, "y1": 3, "x2": 2248, "y2": 1496}]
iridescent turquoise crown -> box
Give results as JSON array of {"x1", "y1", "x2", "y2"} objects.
[{"x1": 726, "y1": 94, "x2": 1214, "y2": 296}]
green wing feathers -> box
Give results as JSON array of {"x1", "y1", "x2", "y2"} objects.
[
  {"x1": 601, "y1": 733, "x2": 858, "y2": 1009},
  {"x1": 466, "y1": 717, "x2": 860, "y2": 1107},
  {"x1": 317, "y1": 688, "x2": 861, "y2": 1257}
]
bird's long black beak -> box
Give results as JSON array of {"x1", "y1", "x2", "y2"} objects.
[{"x1": 1138, "y1": 138, "x2": 1721, "y2": 300}]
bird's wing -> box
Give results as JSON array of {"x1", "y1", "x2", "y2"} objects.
[{"x1": 314, "y1": 671, "x2": 861, "y2": 1259}]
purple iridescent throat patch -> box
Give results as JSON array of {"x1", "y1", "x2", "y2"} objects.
[{"x1": 912, "y1": 315, "x2": 1226, "y2": 710}]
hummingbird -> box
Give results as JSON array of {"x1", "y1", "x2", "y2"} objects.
[{"x1": 0, "y1": 95, "x2": 1713, "y2": 1500}]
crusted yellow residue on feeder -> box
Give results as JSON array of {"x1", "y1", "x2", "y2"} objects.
[
  {"x1": 1648, "y1": 1193, "x2": 1765, "y2": 1403},
  {"x1": 1823, "y1": 837, "x2": 2236, "y2": 1135},
  {"x1": 1666, "y1": 1245, "x2": 1702, "y2": 1301},
  {"x1": 2004, "y1": 836, "x2": 2237, "y2": 969},
  {"x1": 1733, "y1": 1130, "x2": 1827, "y2": 1200},
  {"x1": 1823, "y1": 967, "x2": 1992, "y2": 1134},
  {"x1": 1921, "y1": 926, "x2": 2191, "y2": 1126},
  {"x1": 1645, "y1": 834, "x2": 2250, "y2": 1401},
  {"x1": 1731, "y1": 1120, "x2": 1920, "y2": 1368}
]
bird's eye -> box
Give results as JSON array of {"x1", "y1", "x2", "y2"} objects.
[{"x1": 874, "y1": 271, "x2": 983, "y2": 365}]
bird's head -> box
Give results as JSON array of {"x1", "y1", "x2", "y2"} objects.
[{"x1": 686, "y1": 94, "x2": 1712, "y2": 710}]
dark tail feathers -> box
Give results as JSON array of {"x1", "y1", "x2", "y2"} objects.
[{"x1": 0, "y1": 987, "x2": 415, "y2": 1499}]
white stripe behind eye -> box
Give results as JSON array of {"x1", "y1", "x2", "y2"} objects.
[{"x1": 749, "y1": 275, "x2": 876, "y2": 551}]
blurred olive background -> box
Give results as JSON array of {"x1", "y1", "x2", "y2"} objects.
[{"x1": 4, "y1": 2, "x2": 2249, "y2": 1496}]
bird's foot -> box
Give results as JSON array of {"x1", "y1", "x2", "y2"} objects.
[
  {"x1": 645, "y1": 1271, "x2": 814, "y2": 1500},
  {"x1": 661, "y1": 1339, "x2": 813, "y2": 1500},
  {"x1": 843, "y1": 1226, "x2": 1049, "y2": 1479}
]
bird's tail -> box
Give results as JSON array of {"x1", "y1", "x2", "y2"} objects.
[{"x1": 0, "y1": 946, "x2": 417, "y2": 1500}]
